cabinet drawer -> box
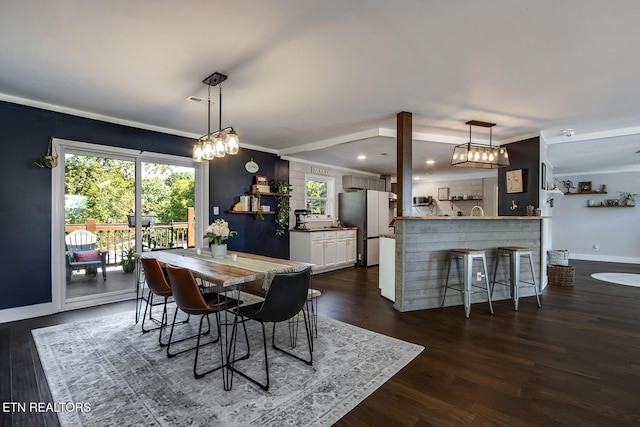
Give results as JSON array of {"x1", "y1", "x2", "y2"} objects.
[
  {"x1": 347, "y1": 230, "x2": 357, "y2": 237},
  {"x1": 323, "y1": 231, "x2": 337, "y2": 240},
  {"x1": 336, "y1": 230, "x2": 347, "y2": 238},
  {"x1": 310, "y1": 232, "x2": 325, "y2": 242}
]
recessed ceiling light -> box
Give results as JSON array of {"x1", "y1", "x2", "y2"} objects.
[
  {"x1": 357, "y1": 155, "x2": 366, "y2": 160},
  {"x1": 413, "y1": 176, "x2": 420, "y2": 181},
  {"x1": 426, "y1": 160, "x2": 435, "y2": 165}
]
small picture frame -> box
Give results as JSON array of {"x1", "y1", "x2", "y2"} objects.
[
  {"x1": 438, "y1": 187, "x2": 449, "y2": 201},
  {"x1": 506, "y1": 169, "x2": 525, "y2": 194},
  {"x1": 578, "y1": 181, "x2": 592, "y2": 193},
  {"x1": 255, "y1": 175, "x2": 269, "y2": 185}
]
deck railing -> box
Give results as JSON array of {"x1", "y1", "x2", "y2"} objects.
[{"x1": 65, "y1": 208, "x2": 196, "y2": 265}]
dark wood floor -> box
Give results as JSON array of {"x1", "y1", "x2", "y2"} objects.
[{"x1": 2, "y1": 260, "x2": 640, "y2": 426}]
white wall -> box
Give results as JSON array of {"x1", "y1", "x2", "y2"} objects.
[
  {"x1": 551, "y1": 171, "x2": 640, "y2": 263},
  {"x1": 288, "y1": 161, "x2": 380, "y2": 228},
  {"x1": 412, "y1": 176, "x2": 497, "y2": 216}
]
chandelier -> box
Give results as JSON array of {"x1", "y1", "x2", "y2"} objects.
[
  {"x1": 451, "y1": 120, "x2": 509, "y2": 168},
  {"x1": 193, "y1": 72, "x2": 240, "y2": 162}
]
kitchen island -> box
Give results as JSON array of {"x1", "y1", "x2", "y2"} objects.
[{"x1": 387, "y1": 216, "x2": 549, "y2": 312}]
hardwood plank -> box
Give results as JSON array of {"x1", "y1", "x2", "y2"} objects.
[{"x1": 3, "y1": 260, "x2": 640, "y2": 426}]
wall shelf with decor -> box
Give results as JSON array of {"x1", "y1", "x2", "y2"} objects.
[
  {"x1": 586, "y1": 205, "x2": 634, "y2": 209},
  {"x1": 228, "y1": 210, "x2": 275, "y2": 215},
  {"x1": 565, "y1": 191, "x2": 607, "y2": 195},
  {"x1": 249, "y1": 191, "x2": 290, "y2": 197}
]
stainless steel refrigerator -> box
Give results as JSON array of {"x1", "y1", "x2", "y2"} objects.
[{"x1": 338, "y1": 190, "x2": 391, "y2": 266}]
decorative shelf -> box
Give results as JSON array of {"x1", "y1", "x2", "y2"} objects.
[
  {"x1": 586, "y1": 205, "x2": 634, "y2": 208},
  {"x1": 545, "y1": 189, "x2": 565, "y2": 195},
  {"x1": 249, "y1": 192, "x2": 290, "y2": 197},
  {"x1": 565, "y1": 191, "x2": 607, "y2": 195},
  {"x1": 228, "y1": 211, "x2": 275, "y2": 215}
]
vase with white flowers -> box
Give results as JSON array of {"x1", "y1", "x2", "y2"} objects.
[{"x1": 204, "y1": 219, "x2": 237, "y2": 258}]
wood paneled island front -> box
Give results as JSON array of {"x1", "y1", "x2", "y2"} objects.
[{"x1": 390, "y1": 216, "x2": 549, "y2": 312}]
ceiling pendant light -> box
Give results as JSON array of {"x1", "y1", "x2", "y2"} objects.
[
  {"x1": 451, "y1": 120, "x2": 509, "y2": 168},
  {"x1": 193, "y1": 72, "x2": 240, "y2": 162}
]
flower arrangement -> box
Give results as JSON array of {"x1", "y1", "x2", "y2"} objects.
[{"x1": 204, "y1": 219, "x2": 237, "y2": 245}]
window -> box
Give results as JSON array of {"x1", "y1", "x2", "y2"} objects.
[{"x1": 305, "y1": 174, "x2": 335, "y2": 219}]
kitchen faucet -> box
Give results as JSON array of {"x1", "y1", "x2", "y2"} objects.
[{"x1": 470, "y1": 205, "x2": 485, "y2": 216}]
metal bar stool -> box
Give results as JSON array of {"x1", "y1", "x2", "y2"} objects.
[
  {"x1": 441, "y1": 249, "x2": 494, "y2": 318},
  {"x1": 491, "y1": 246, "x2": 542, "y2": 310}
]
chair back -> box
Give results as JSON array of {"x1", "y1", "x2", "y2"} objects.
[
  {"x1": 165, "y1": 264, "x2": 212, "y2": 315},
  {"x1": 258, "y1": 267, "x2": 311, "y2": 323},
  {"x1": 65, "y1": 230, "x2": 98, "y2": 252},
  {"x1": 141, "y1": 258, "x2": 172, "y2": 296}
]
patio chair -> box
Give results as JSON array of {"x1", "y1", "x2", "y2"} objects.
[{"x1": 65, "y1": 230, "x2": 107, "y2": 281}]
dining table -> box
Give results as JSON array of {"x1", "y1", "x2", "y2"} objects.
[{"x1": 133, "y1": 248, "x2": 314, "y2": 390}]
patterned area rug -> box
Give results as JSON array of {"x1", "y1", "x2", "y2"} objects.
[
  {"x1": 591, "y1": 272, "x2": 640, "y2": 288},
  {"x1": 32, "y1": 305, "x2": 423, "y2": 426}
]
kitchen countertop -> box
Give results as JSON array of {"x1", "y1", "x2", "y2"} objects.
[
  {"x1": 380, "y1": 233, "x2": 396, "y2": 239},
  {"x1": 396, "y1": 216, "x2": 551, "y2": 220},
  {"x1": 289, "y1": 226, "x2": 357, "y2": 232}
]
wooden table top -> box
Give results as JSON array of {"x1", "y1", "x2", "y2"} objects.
[{"x1": 136, "y1": 248, "x2": 313, "y2": 287}]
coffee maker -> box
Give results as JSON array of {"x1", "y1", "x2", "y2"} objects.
[{"x1": 294, "y1": 209, "x2": 309, "y2": 230}]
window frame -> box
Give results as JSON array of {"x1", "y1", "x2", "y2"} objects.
[{"x1": 304, "y1": 174, "x2": 335, "y2": 220}]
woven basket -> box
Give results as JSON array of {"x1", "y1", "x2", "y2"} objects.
[
  {"x1": 547, "y1": 250, "x2": 569, "y2": 266},
  {"x1": 547, "y1": 265, "x2": 575, "y2": 286}
]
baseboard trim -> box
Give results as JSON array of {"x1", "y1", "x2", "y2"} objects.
[
  {"x1": 570, "y1": 254, "x2": 640, "y2": 264},
  {"x1": 0, "y1": 303, "x2": 54, "y2": 324}
]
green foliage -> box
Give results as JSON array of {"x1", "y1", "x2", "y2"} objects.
[
  {"x1": 272, "y1": 179, "x2": 291, "y2": 236},
  {"x1": 64, "y1": 155, "x2": 195, "y2": 225}
]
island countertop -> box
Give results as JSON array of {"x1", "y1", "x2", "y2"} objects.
[
  {"x1": 389, "y1": 216, "x2": 547, "y2": 313},
  {"x1": 396, "y1": 216, "x2": 550, "y2": 220}
]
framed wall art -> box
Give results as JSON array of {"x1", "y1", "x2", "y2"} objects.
[
  {"x1": 438, "y1": 187, "x2": 449, "y2": 201},
  {"x1": 506, "y1": 169, "x2": 525, "y2": 194},
  {"x1": 578, "y1": 181, "x2": 592, "y2": 192}
]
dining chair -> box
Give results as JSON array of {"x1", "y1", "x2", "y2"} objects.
[
  {"x1": 165, "y1": 264, "x2": 242, "y2": 380},
  {"x1": 140, "y1": 257, "x2": 185, "y2": 346},
  {"x1": 229, "y1": 267, "x2": 313, "y2": 391}
]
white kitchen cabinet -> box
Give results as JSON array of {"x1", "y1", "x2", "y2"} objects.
[
  {"x1": 290, "y1": 229, "x2": 357, "y2": 273},
  {"x1": 346, "y1": 230, "x2": 357, "y2": 264}
]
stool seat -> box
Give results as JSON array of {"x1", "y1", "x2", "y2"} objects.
[
  {"x1": 492, "y1": 247, "x2": 541, "y2": 310},
  {"x1": 441, "y1": 249, "x2": 494, "y2": 318},
  {"x1": 498, "y1": 246, "x2": 530, "y2": 252},
  {"x1": 451, "y1": 248, "x2": 485, "y2": 254}
]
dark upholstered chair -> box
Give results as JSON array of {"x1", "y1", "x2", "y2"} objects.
[
  {"x1": 65, "y1": 230, "x2": 107, "y2": 281},
  {"x1": 165, "y1": 264, "x2": 241, "y2": 380},
  {"x1": 140, "y1": 257, "x2": 190, "y2": 347},
  {"x1": 229, "y1": 267, "x2": 313, "y2": 391}
]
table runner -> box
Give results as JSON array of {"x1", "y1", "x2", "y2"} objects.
[{"x1": 170, "y1": 248, "x2": 302, "y2": 287}]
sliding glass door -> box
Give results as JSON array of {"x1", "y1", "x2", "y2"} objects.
[{"x1": 52, "y1": 139, "x2": 206, "y2": 312}]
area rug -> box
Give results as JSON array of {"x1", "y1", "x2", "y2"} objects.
[
  {"x1": 32, "y1": 305, "x2": 423, "y2": 426},
  {"x1": 591, "y1": 272, "x2": 640, "y2": 288}
]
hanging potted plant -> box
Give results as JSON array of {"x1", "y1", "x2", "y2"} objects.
[
  {"x1": 120, "y1": 246, "x2": 136, "y2": 273},
  {"x1": 272, "y1": 179, "x2": 292, "y2": 236},
  {"x1": 32, "y1": 138, "x2": 58, "y2": 168}
]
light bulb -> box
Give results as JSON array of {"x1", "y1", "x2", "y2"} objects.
[
  {"x1": 225, "y1": 130, "x2": 239, "y2": 155},
  {"x1": 193, "y1": 143, "x2": 203, "y2": 162},
  {"x1": 202, "y1": 138, "x2": 215, "y2": 160},
  {"x1": 214, "y1": 135, "x2": 226, "y2": 157}
]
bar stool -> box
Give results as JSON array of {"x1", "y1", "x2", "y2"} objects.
[
  {"x1": 491, "y1": 247, "x2": 542, "y2": 310},
  {"x1": 441, "y1": 249, "x2": 494, "y2": 318}
]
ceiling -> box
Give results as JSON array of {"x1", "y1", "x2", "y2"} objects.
[{"x1": 1, "y1": 0, "x2": 640, "y2": 180}]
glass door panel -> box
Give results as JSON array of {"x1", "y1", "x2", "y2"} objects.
[
  {"x1": 64, "y1": 154, "x2": 136, "y2": 301},
  {"x1": 140, "y1": 162, "x2": 196, "y2": 252}
]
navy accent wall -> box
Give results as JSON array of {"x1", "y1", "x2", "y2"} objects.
[
  {"x1": 0, "y1": 101, "x2": 288, "y2": 310},
  {"x1": 497, "y1": 137, "x2": 540, "y2": 216},
  {"x1": 209, "y1": 152, "x2": 289, "y2": 259}
]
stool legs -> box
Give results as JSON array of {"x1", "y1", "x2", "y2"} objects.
[
  {"x1": 492, "y1": 248, "x2": 541, "y2": 310},
  {"x1": 442, "y1": 251, "x2": 493, "y2": 318}
]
